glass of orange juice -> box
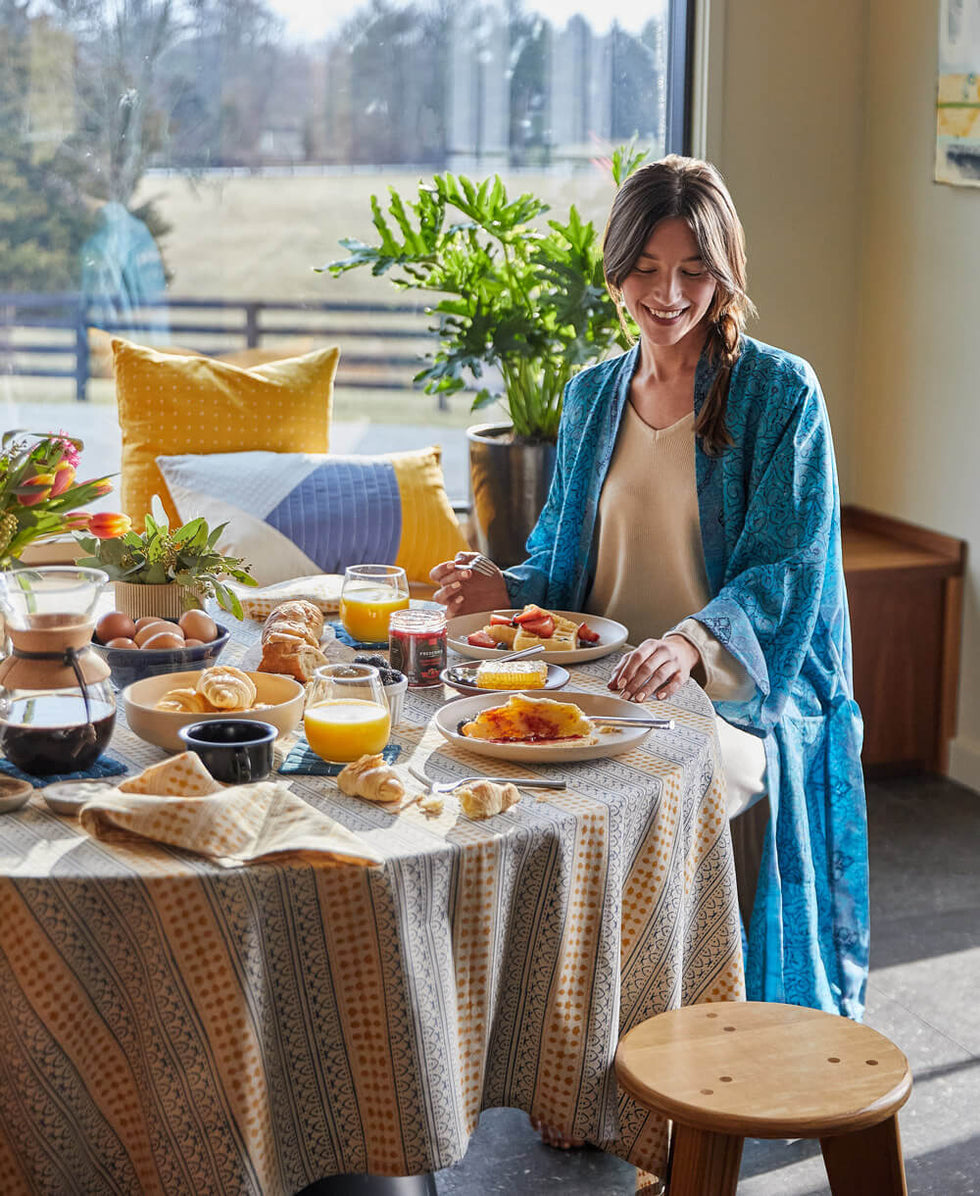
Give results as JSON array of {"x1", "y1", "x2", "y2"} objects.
[
  {"x1": 304, "y1": 663, "x2": 392, "y2": 764},
  {"x1": 340, "y1": 564, "x2": 410, "y2": 644}
]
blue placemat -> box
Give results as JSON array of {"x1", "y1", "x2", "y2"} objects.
[
  {"x1": 279, "y1": 740, "x2": 401, "y2": 777},
  {"x1": 328, "y1": 621, "x2": 388, "y2": 650},
  {"x1": 0, "y1": 754, "x2": 128, "y2": 788}
]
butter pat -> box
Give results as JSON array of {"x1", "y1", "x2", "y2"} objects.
[{"x1": 475, "y1": 660, "x2": 549, "y2": 690}]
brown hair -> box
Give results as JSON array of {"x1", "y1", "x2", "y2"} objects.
[{"x1": 602, "y1": 155, "x2": 756, "y2": 455}]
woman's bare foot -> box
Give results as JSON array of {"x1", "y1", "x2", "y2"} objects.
[{"x1": 529, "y1": 1115, "x2": 585, "y2": 1149}]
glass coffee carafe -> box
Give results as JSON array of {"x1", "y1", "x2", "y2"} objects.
[{"x1": 0, "y1": 567, "x2": 116, "y2": 776}]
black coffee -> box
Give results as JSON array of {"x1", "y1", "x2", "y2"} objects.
[{"x1": 0, "y1": 696, "x2": 116, "y2": 776}]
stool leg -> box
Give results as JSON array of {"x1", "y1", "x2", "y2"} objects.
[
  {"x1": 820, "y1": 1114, "x2": 908, "y2": 1196},
  {"x1": 668, "y1": 1124, "x2": 742, "y2": 1196}
]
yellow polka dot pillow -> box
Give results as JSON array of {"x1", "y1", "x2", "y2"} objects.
[
  {"x1": 112, "y1": 337, "x2": 338, "y2": 528},
  {"x1": 156, "y1": 446, "x2": 469, "y2": 585}
]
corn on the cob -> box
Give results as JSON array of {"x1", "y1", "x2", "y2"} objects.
[{"x1": 475, "y1": 660, "x2": 549, "y2": 689}]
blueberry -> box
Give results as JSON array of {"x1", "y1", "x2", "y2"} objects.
[{"x1": 354, "y1": 653, "x2": 389, "y2": 669}]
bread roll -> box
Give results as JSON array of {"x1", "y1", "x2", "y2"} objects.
[{"x1": 259, "y1": 599, "x2": 328, "y2": 681}]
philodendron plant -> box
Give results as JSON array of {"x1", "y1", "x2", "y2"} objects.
[{"x1": 320, "y1": 144, "x2": 647, "y2": 442}]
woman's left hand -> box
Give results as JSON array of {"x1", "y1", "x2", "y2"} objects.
[{"x1": 608, "y1": 635, "x2": 701, "y2": 702}]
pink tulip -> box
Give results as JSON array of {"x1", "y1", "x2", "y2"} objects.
[
  {"x1": 61, "y1": 512, "x2": 92, "y2": 531},
  {"x1": 17, "y1": 474, "x2": 54, "y2": 506},
  {"x1": 49, "y1": 462, "x2": 76, "y2": 497}
]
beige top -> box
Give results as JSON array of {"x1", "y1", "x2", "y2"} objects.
[{"x1": 585, "y1": 401, "x2": 753, "y2": 703}]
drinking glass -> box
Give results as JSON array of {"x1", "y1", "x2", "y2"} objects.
[
  {"x1": 303, "y1": 663, "x2": 392, "y2": 764},
  {"x1": 340, "y1": 564, "x2": 409, "y2": 644}
]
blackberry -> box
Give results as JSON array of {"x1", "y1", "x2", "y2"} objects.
[{"x1": 354, "y1": 653, "x2": 389, "y2": 669}]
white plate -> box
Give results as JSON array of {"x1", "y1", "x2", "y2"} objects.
[
  {"x1": 439, "y1": 662, "x2": 570, "y2": 697},
  {"x1": 446, "y1": 610, "x2": 628, "y2": 664},
  {"x1": 434, "y1": 690, "x2": 651, "y2": 763}
]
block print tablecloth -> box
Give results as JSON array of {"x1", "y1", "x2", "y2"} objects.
[{"x1": 0, "y1": 622, "x2": 743, "y2": 1194}]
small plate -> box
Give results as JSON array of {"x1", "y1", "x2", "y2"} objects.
[
  {"x1": 433, "y1": 690, "x2": 652, "y2": 763},
  {"x1": 0, "y1": 776, "x2": 33, "y2": 814},
  {"x1": 439, "y1": 662, "x2": 570, "y2": 697},
  {"x1": 42, "y1": 779, "x2": 120, "y2": 816},
  {"x1": 446, "y1": 610, "x2": 628, "y2": 664}
]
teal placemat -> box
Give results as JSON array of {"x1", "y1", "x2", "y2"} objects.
[
  {"x1": 0, "y1": 755, "x2": 127, "y2": 788},
  {"x1": 279, "y1": 740, "x2": 401, "y2": 777}
]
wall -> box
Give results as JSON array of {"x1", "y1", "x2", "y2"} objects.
[
  {"x1": 697, "y1": 0, "x2": 868, "y2": 488},
  {"x1": 854, "y1": 0, "x2": 980, "y2": 790}
]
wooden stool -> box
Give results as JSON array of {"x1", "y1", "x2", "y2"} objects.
[{"x1": 616, "y1": 1002, "x2": 912, "y2": 1196}]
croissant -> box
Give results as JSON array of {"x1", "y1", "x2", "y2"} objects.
[
  {"x1": 456, "y1": 779, "x2": 520, "y2": 820},
  {"x1": 196, "y1": 665, "x2": 257, "y2": 711},
  {"x1": 337, "y1": 753, "x2": 405, "y2": 803},
  {"x1": 156, "y1": 687, "x2": 214, "y2": 713}
]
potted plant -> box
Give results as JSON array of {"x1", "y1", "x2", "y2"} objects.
[
  {"x1": 75, "y1": 496, "x2": 256, "y2": 620},
  {"x1": 319, "y1": 144, "x2": 645, "y2": 565}
]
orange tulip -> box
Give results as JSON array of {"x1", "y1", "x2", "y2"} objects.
[
  {"x1": 87, "y1": 512, "x2": 131, "y2": 539},
  {"x1": 17, "y1": 473, "x2": 54, "y2": 506},
  {"x1": 49, "y1": 461, "x2": 76, "y2": 497},
  {"x1": 77, "y1": 477, "x2": 113, "y2": 498}
]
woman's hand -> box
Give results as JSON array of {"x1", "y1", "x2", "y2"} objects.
[
  {"x1": 608, "y1": 634, "x2": 701, "y2": 702},
  {"x1": 429, "y1": 552, "x2": 510, "y2": 615}
]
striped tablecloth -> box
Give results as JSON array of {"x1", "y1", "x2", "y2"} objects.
[{"x1": 0, "y1": 619, "x2": 743, "y2": 1194}]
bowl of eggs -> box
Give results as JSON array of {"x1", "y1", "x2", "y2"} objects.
[{"x1": 92, "y1": 609, "x2": 231, "y2": 689}]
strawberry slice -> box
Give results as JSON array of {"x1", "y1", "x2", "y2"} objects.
[
  {"x1": 466, "y1": 630, "x2": 498, "y2": 648},
  {"x1": 520, "y1": 615, "x2": 555, "y2": 638},
  {"x1": 577, "y1": 621, "x2": 601, "y2": 644},
  {"x1": 513, "y1": 604, "x2": 549, "y2": 626},
  {"x1": 489, "y1": 612, "x2": 516, "y2": 626}
]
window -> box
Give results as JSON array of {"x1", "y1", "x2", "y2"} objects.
[{"x1": 1, "y1": 1, "x2": 691, "y2": 504}]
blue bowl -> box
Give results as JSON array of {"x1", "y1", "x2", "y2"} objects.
[{"x1": 92, "y1": 624, "x2": 231, "y2": 689}]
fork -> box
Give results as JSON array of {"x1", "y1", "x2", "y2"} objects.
[
  {"x1": 453, "y1": 552, "x2": 499, "y2": 577},
  {"x1": 408, "y1": 765, "x2": 566, "y2": 794}
]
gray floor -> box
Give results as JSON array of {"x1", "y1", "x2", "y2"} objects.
[{"x1": 431, "y1": 775, "x2": 980, "y2": 1194}]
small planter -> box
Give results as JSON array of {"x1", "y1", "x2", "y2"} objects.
[{"x1": 113, "y1": 580, "x2": 203, "y2": 621}]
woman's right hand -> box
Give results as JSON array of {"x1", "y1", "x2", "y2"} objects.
[{"x1": 429, "y1": 552, "x2": 510, "y2": 614}]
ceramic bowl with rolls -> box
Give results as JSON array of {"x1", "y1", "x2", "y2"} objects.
[
  {"x1": 91, "y1": 609, "x2": 231, "y2": 688},
  {"x1": 122, "y1": 667, "x2": 305, "y2": 753}
]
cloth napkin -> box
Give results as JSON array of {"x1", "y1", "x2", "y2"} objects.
[
  {"x1": 230, "y1": 574, "x2": 344, "y2": 621},
  {"x1": 79, "y1": 780, "x2": 384, "y2": 867},
  {"x1": 0, "y1": 755, "x2": 127, "y2": 788},
  {"x1": 279, "y1": 740, "x2": 401, "y2": 777}
]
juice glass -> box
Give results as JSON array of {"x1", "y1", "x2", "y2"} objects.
[
  {"x1": 340, "y1": 564, "x2": 410, "y2": 644},
  {"x1": 304, "y1": 663, "x2": 392, "y2": 763}
]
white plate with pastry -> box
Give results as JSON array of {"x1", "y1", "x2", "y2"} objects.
[
  {"x1": 122, "y1": 667, "x2": 305, "y2": 752},
  {"x1": 434, "y1": 690, "x2": 655, "y2": 763},
  {"x1": 446, "y1": 608, "x2": 628, "y2": 664}
]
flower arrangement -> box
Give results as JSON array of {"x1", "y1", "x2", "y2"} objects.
[
  {"x1": 74, "y1": 497, "x2": 256, "y2": 618},
  {"x1": 0, "y1": 430, "x2": 127, "y2": 567}
]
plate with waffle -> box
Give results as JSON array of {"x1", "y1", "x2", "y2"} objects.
[
  {"x1": 435, "y1": 691, "x2": 657, "y2": 762},
  {"x1": 446, "y1": 606, "x2": 628, "y2": 664}
]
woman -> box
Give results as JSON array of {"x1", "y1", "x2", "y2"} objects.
[{"x1": 430, "y1": 155, "x2": 868, "y2": 1028}]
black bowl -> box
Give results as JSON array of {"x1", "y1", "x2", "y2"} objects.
[{"x1": 92, "y1": 624, "x2": 231, "y2": 688}]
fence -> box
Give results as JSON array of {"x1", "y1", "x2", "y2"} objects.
[{"x1": 0, "y1": 292, "x2": 449, "y2": 405}]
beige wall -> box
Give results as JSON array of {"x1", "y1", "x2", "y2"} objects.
[
  {"x1": 855, "y1": 0, "x2": 980, "y2": 789},
  {"x1": 703, "y1": 0, "x2": 980, "y2": 791}
]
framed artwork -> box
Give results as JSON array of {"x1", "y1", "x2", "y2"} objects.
[{"x1": 936, "y1": 0, "x2": 980, "y2": 185}]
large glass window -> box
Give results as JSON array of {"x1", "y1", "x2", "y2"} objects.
[{"x1": 1, "y1": 0, "x2": 687, "y2": 503}]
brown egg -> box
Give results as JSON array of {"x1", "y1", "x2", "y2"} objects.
[
  {"x1": 179, "y1": 610, "x2": 218, "y2": 643},
  {"x1": 96, "y1": 611, "x2": 137, "y2": 643},
  {"x1": 135, "y1": 620, "x2": 184, "y2": 647},
  {"x1": 134, "y1": 616, "x2": 166, "y2": 632},
  {"x1": 183, "y1": 638, "x2": 205, "y2": 647},
  {"x1": 106, "y1": 636, "x2": 138, "y2": 650},
  {"x1": 141, "y1": 631, "x2": 186, "y2": 651}
]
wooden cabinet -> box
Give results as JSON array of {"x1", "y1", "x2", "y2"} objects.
[{"x1": 842, "y1": 505, "x2": 966, "y2": 775}]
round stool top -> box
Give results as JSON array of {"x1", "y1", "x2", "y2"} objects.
[{"x1": 615, "y1": 1002, "x2": 912, "y2": 1140}]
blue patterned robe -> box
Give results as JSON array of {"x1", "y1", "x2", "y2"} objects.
[{"x1": 504, "y1": 337, "x2": 869, "y2": 1019}]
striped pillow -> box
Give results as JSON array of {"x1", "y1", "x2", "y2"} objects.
[{"x1": 156, "y1": 448, "x2": 468, "y2": 585}]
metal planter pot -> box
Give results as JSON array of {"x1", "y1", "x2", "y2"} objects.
[{"x1": 467, "y1": 423, "x2": 557, "y2": 569}]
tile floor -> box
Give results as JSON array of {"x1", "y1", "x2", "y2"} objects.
[{"x1": 432, "y1": 774, "x2": 980, "y2": 1194}]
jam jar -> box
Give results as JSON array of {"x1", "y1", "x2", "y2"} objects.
[{"x1": 387, "y1": 608, "x2": 447, "y2": 688}]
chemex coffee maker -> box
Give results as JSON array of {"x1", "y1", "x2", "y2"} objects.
[{"x1": 0, "y1": 567, "x2": 115, "y2": 776}]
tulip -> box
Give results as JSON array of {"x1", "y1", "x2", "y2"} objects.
[
  {"x1": 87, "y1": 512, "x2": 131, "y2": 540},
  {"x1": 17, "y1": 473, "x2": 54, "y2": 506},
  {"x1": 61, "y1": 512, "x2": 92, "y2": 532},
  {"x1": 89, "y1": 478, "x2": 113, "y2": 498},
  {"x1": 49, "y1": 461, "x2": 76, "y2": 497}
]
